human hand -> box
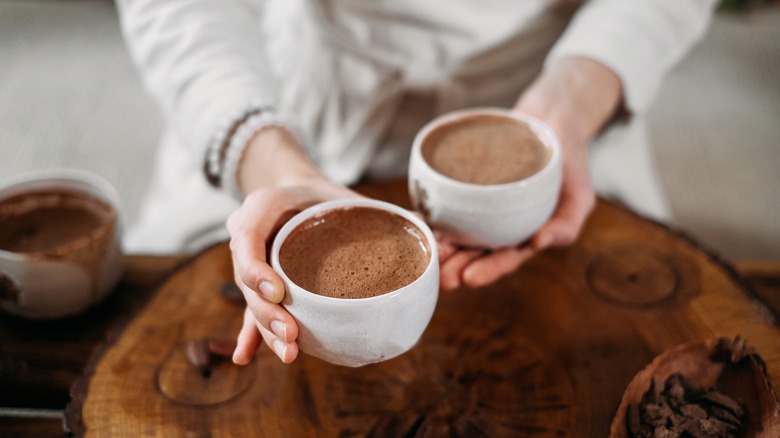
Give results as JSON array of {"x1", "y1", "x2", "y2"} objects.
[
  {"x1": 229, "y1": 127, "x2": 360, "y2": 364},
  {"x1": 439, "y1": 57, "x2": 622, "y2": 291}
]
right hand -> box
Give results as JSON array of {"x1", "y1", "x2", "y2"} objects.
[
  {"x1": 228, "y1": 126, "x2": 360, "y2": 364},
  {"x1": 437, "y1": 57, "x2": 619, "y2": 291},
  {"x1": 228, "y1": 181, "x2": 360, "y2": 364}
]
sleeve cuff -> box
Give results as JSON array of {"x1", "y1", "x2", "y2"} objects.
[
  {"x1": 545, "y1": 33, "x2": 654, "y2": 115},
  {"x1": 544, "y1": 1, "x2": 715, "y2": 114},
  {"x1": 213, "y1": 110, "x2": 302, "y2": 201}
]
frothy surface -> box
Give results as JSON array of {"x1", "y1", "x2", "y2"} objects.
[
  {"x1": 0, "y1": 191, "x2": 114, "y2": 254},
  {"x1": 279, "y1": 207, "x2": 430, "y2": 299},
  {"x1": 422, "y1": 114, "x2": 550, "y2": 185}
]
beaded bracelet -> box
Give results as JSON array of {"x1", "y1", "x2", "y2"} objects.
[
  {"x1": 203, "y1": 98, "x2": 270, "y2": 189},
  {"x1": 202, "y1": 99, "x2": 304, "y2": 201},
  {"x1": 221, "y1": 112, "x2": 303, "y2": 200}
]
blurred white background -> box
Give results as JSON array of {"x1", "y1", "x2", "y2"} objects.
[{"x1": 1, "y1": 0, "x2": 778, "y2": 259}]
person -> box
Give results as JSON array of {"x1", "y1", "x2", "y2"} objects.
[{"x1": 118, "y1": 0, "x2": 717, "y2": 364}]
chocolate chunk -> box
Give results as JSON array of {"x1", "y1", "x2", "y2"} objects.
[
  {"x1": 679, "y1": 404, "x2": 707, "y2": 420},
  {"x1": 652, "y1": 425, "x2": 672, "y2": 438},
  {"x1": 628, "y1": 373, "x2": 746, "y2": 438},
  {"x1": 643, "y1": 403, "x2": 671, "y2": 424},
  {"x1": 668, "y1": 412, "x2": 688, "y2": 428},
  {"x1": 709, "y1": 406, "x2": 742, "y2": 426},
  {"x1": 679, "y1": 420, "x2": 711, "y2": 438},
  {"x1": 700, "y1": 391, "x2": 744, "y2": 417},
  {"x1": 185, "y1": 339, "x2": 211, "y2": 370},
  {"x1": 697, "y1": 417, "x2": 740, "y2": 436}
]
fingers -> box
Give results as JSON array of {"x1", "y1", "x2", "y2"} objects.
[
  {"x1": 433, "y1": 230, "x2": 458, "y2": 264},
  {"x1": 440, "y1": 249, "x2": 482, "y2": 292},
  {"x1": 233, "y1": 308, "x2": 263, "y2": 365},
  {"x1": 227, "y1": 189, "x2": 305, "y2": 303},
  {"x1": 234, "y1": 304, "x2": 300, "y2": 364},
  {"x1": 228, "y1": 197, "x2": 290, "y2": 302},
  {"x1": 229, "y1": 246, "x2": 285, "y2": 302},
  {"x1": 227, "y1": 186, "x2": 356, "y2": 303},
  {"x1": 441, "y1": 246, "x2": 536, "y2": 291},
  {"x1": 257, "y1": 320, "x2": 299, "y2": 364},
  {"x1": 462, "y1": 247, "x2": 535, "y2": 288},
  {"x1": 233, "y1": 272, "x2": 299, "y2": 364},
  {"x1": 532, "y1": 186, "x2": 595, "y2": 251},
  {"x1": 236, "y1": 274, "x2": 298, "y2": 344},
  {"x1": 228, "y1": 184, "x2": 360, "y2": 365}
]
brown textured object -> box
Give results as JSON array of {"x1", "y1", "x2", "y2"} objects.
[
  {"x1": 66, "y1": 180, "x2": 780, "y2": 437},
  {"x1": 612, "y1": 338, "x2": 780, "y2": 437}
]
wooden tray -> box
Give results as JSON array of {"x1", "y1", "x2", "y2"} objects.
[{"x1": 66, "y1": 180, "x2": 780, "y2": 437}]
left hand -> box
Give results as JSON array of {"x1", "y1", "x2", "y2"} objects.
[{"x1": 439, "y1": 56, "x2": 623, "y2": 291}]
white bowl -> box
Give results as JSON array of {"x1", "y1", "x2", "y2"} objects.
[
  {"x1": 270, "y1": 198, "x2": 439, "y2": 367},
  {"x1": 0, "y1": 169, "x2": 123, "y2": 319},
  {"x1": 409, "y1": 108, "x2": 562, "y2": 249}
]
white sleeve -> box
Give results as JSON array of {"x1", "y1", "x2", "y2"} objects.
[
  {"x1": 117, "y1": 0, "x2": 281, "y2": 174},
  {"x1": 546, "y1": 0, "x2": 718, "y2": 113}
]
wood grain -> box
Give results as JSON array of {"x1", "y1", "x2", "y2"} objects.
[{"x1": 67, "y1": 180, "x2": 780, "y2": 437}]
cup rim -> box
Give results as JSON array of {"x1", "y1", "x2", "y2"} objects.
[
  {"x1": 0, "y1": 168, "x2": 121, "y2": 260},
  {"x1": 411, "y1": 107, "x2": 562, "y2": 191},
  {"x1": 270, "y1": 198, "x2": 438, "y2": 304}
]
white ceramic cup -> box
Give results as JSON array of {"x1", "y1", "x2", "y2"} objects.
[
  {"x1": 0, "y1": 169, "x2": 124, "y2": 319},
  {"x1": 409, "y1": 107, "x2": 562, "y2": 249},
  {"x1": 270, "y1": 198, "x2": 439, "y2": 367}
]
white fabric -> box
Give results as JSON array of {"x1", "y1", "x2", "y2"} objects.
[
  {"x1": 221, "y1": 112, "x2": 301, "y2": 201},
  {"x1": 119, "y1": 0, "x2": 716, "y2": 254}
]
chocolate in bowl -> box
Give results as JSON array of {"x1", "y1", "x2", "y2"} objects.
[{"x1": 610, "y1": 337, "x2": 780, "y2": 437}]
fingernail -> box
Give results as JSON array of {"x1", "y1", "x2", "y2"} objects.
[
  {"x1": 232, "y1": 349, "x2": 244, "y2": 365},
  {"x1": 272, "y1": 339, "x2": 287, "y2": 359},
  {"x1": 270, "y1": 320, "x2": 287, "y2": 340},
  {"x1": 259, "y1": 281, "x2": 276, "y2": 301}
]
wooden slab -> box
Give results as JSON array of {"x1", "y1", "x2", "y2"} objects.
[{"x1": 67, "y1": 180, "x2": 780, "y2": 437}]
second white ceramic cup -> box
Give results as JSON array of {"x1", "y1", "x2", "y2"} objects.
[
  {"x1": 409, "y1": 107, "x2": 562, "y2": 249},
  {"x1": 270, "y1": 198, "x2": 439, "y2": 367},
  {"x1": 0, "y1": 169, "x2": 124, "y2": 319}
]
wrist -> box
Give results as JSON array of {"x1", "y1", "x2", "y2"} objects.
[
  {"x1": 517, "y1": 56, "x2": 622, "y2": 147},
  {"x1": 559, "y1": 56, "x2": 622, "y2": 130},
  {"x1": 238, "y1": 126, "x2": 325, "y2": 196},
  {"x1": 551, "y1": 57, "x2": 622, "y2": 142}
]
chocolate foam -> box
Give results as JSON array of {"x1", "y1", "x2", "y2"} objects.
[
  {"x1": 0, "y1": 191, "x2": 115, "y2": 256},
  {"x1": 279, "y1": 207, "x2": 430, "y2": 299},
  {"x1": 422, "y1": 114, "x2": 550, "y2": 185}
]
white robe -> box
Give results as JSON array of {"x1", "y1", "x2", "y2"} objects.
[{"x1": 118, "y1": 0, "x2": 717, "y2": 254}]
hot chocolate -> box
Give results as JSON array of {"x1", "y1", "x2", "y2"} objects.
[
  {"x1": 278, "y1": 206, "x2": 430, "y2": 299},
  {"x1": 0, "y1": 191, "x2": 115, "y2": 254},
  {"x1": 421, "y1": 114, "x2": 550, "y2": 185}
]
